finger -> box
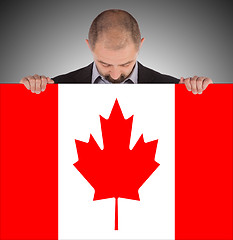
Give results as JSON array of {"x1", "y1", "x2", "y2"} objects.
[
  {"x1": 27, "y1": 75, "x2": 36, "y2": 93},
  {"x1": 41, "y1": 75, "x2": 48, "y2": 92},
  {"x1": 179, "y1": 77, "x2": 184, "y2": 84},
  {"x1": 196, "y1": 77, "x2": 205, "y2": 94},
  {"x1": 184, "y1": 78, "x2": 192, "y2": 91},
  {"x1": 47, "y1": 77, "x2": 54, "y2": 84},
  {"x1": 190, "y1": 76, "x2": 198, "y2": 94},
  {"x1": 203, "y1": 78, "x2": 213, "y2": 91},
  {"x1": 34, "y1": 74, "x2": 42, "y2": 94},
  {"x1": 20, "y1": 77, "x2": 31, "y2": 90}
]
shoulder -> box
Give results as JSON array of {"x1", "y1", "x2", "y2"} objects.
[
  {"x1": 52, "y1": 63, "x2": 93, "y2": 83},
  {"x1": 138, "y1": 62, "x2": 180, "y2": 84}
]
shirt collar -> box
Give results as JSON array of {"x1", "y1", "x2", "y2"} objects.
[{"x1": 92, "y1": 61, "x2": 138, "y2": 84}]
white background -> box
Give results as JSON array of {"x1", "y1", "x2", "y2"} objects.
[{"x1": 59, "y1": 85, "x2": 175, "y2": 239}]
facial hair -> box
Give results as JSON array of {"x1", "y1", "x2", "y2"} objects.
[{"x1": 104, "y1": 74, "x2": 127, "y2": 84}]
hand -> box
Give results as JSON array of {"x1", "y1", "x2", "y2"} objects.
[
  {"x1": 20, "y1": 74, "x2": 54, "y2": 94},
  {"x1": 179, "y1": 76, "x2": 213, "y2": 94}
]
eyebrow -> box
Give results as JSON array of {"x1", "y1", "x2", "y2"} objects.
[{"x1": 97, "y1": 60, "x2": 134, "y2": 66}]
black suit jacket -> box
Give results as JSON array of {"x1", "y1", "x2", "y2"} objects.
[{"x1": 52, "y1": 62, "x2": 180, "y2": 84}]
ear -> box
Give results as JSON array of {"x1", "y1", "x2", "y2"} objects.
[
  {"x1": 140, "y1": 38, "x2": 145, "y2": 48},
  {"x1": 85, "y1": 39, "x2": 91, "y2": 49}
]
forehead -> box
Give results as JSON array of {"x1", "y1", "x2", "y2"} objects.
[{"x1": 92, "y1": 40, "x2": 138, "y2": 65}]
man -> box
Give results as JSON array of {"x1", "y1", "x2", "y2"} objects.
[{"x1": 20, "y1": 9, "x2": 213, "y2": 94}]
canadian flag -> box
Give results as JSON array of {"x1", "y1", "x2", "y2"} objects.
[{"x1": 0, "y1": 84, "x2": 232, "y2": 240}]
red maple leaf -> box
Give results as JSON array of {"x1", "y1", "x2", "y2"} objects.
[{"x1": 73, "y1": 99, "x2": 160, "y2": 230}]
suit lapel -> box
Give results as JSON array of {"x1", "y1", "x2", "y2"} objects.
[
  {"x1": 138, "y1": 62, "x2": 153, "y2": 83},
  {"x1": 79, "y1": 62, "x2": 93, "y2": 83}
]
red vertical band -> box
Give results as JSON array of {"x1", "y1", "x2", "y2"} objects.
[
  {"x1": 175, "y1": 84, "x2": 233, "y2": 239},
  {"x1": 0, "y1": 84, "x2": 58, "y2": 240}
]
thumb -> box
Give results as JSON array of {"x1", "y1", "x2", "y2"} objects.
[
  {"x1": 179, "y1": 77, "x2": 184, "y2": 84},
  {"x1": 47, "y1": 77, "x2": 54, "y2": 84}
]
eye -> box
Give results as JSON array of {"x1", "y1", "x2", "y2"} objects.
[
  {"x1": 102, "y1": 63, "x2": 110, "y2": 67},
  {"x1": 121, "y1": 64, "x2": 130, "y2": 67}
]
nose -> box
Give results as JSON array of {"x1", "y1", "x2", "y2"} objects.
[{"x1": 110, "y1": 67, "x2": 121, "y2": 80}]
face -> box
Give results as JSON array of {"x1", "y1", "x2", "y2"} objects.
[{"x1": 86, "y1": 37, "x2": 144, "y2": 83}]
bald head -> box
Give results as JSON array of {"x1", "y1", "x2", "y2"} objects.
[{"x1": 88, "y1": 9, "x2": 141, "y2": 51}]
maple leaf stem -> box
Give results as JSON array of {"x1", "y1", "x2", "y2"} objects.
[{"x1": 115, "y1": 197, "x2": 118, "y2": 230}]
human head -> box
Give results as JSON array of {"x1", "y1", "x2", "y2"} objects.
[{"x1": 86, "y1": 9, "x2": 144, "y2": 83}]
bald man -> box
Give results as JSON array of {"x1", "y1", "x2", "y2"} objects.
[{"x1": 20, "y1": 9, "x2": 213, "y2": 94}]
